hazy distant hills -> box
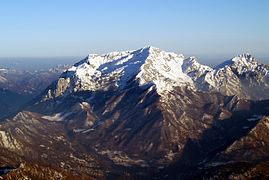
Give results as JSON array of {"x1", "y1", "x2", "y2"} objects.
[
  {"x1": 0, "y1": 57, "x2": 78, "y2": 71},
  {"x1": 0, "y1": 65, "x2": 70, "y2": 119},
  {"x1": 0, "y1": 47, "x2": 269, "y2": 179},
  {"x1": 0, "y1": 65, "x2": 70, "y2": 95}
]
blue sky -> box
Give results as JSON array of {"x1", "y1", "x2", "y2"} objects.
[{"x1": 0, "y1": 0, "x2": 268, "y2": 59}]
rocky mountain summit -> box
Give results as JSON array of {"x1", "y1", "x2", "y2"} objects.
[{"x1": 43, "y1": 47, "x2": 269, "y2": 100}]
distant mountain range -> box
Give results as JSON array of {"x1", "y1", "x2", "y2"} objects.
[
  {"x1": 0, "y1": 47, "x2": 269, "y2": 179},
  {"x1": 0, "y1": 65, "x2": 69, "y2": 119}
]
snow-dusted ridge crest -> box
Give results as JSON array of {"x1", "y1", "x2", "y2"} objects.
[{"x1": 44, "y1": 47, "x2": 269, "y2": 99}]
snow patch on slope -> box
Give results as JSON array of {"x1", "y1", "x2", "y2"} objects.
[
  {"x1": 0, "y1": 130, "x2": 21, "y2": 150},
  {"x1": 42, "y1": 112, "x2": 72, "y2": 121}
]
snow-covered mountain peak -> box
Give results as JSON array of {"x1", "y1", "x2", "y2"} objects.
[
  {"x1": 49, "y1": 47, "x2": 196, "y2": 97},
  {"x1": 43, "y1": 48, "x2": 269, "y2": 101},
  {"x1": 199, "y1": 53, "x2": 269, "y2": 99},
  {"x1": 215, "y1": 53, "x2": 259, "y2": 71},
  {"x1": 236, "y1": 53, "x2": 256, "y2": 61},
  {"x1": 136, "y1": 47, "x2": 193, "y2": 92},
  {"x1": 231, "y1": 53, "x2": 258, "y2": 67}
]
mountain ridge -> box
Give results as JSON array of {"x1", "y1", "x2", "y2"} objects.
[{"x1": 42, "y1": 46, "x2": 269, "y2": 101}]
